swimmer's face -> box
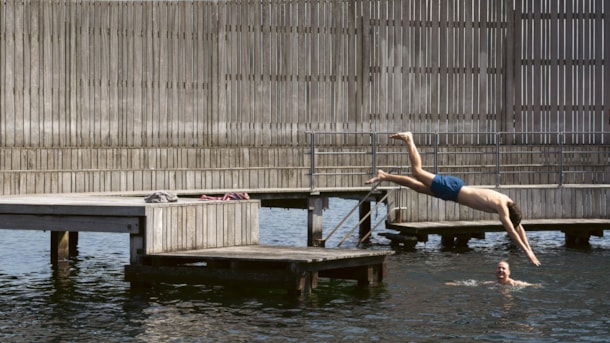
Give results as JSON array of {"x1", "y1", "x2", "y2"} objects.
[{"x1": 496, "y1": 262, "x2": 511, "y2": 281}]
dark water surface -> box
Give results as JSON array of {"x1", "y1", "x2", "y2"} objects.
[{"x1": 1, "y1": 198, "x2": 609, "y2": 342}]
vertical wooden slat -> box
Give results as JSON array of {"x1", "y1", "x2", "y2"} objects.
[
  {"x1": 309, "y1": 0, "x2": 320, "y2": 133},
  {"x1": 3, "y1": 0, "x2": 16, "y2": 147},
  {"x1": 110, "y1": 2, "x2": 120, "y2": 146},
  {"x1": 0, "y1": 1, "x2": 4, "y2": 149},
  {"x1": 371, "y1": 0, "x2": 381, "y2": 132},
  {"x1": 457, "y1": 0, "x2": 466, "y2": 139},
  {"x1": 230, "y1": 1, "x2": 241, "y2": 146},
  {"x1": 433, "y1": 0, "x2": 443, "y2": 136},
  {"x1": 598, "y1": 1, "x2": 610, "y2": 144},
  {"x1": 54, "y1": 0, "x2": 65, "y2": 147},
  {"x1": 532, "y1": 0, "x2": 541, "y2": 142},
  {"x1": 159, "y1": 1, "x2": 170, "y2": 147},
  {"x1": 360, "y1": 0, "x2": 371, "y2": 132},
  {"x1": 322, "y1": 0, "x2": 332, "y2": 135},
  {"x1": 592, "y1": 0, "x2": 602, "y2": 143},
  {"x1": 225, "y1": 1, "x2": 237, "y2": 146},
  {"x1": 376, "y1": 0, "x2": 386, "y2": 133},
  {"x1": 346, "y1": 0, "x2": 357, "y2": 134},
  {"x1": 131, "y1": 2, "x2": 142, "y2": 147},
  {"x1": 464, "y1": 0, "x2": 474, "y2": 137},
  {"x1": 503, "y1": 0, "x2": 513, "y2": 137},
  {"x1": 564, "y1": 0, "x2": 574, "y2": 142},
  {"x1": 0, "y1": 0, "x2": 4, "y2": 147},
  {"x1": 181, "y1": 1, "x2": 192, "y2": 147},
  {"x1": 400, "y1": 0, "x2": 410, "y2": 133},
  {"x1": 143, "y1": 3, "x2": 153, "y2": 147},
  {"x1": 575, "y1": 0, "x2": 585, "y2": 142},
  {"x1": 493, "y1": 0, "x2": 503, "y2": 140},
  {"x1": 15, "y1": 0, "x2": 27, "y2": 147},
  {"x1": 331, "y1": 0, "x2": 343, "y2": 134},
  {"x1": 68, "y1": 1, "x2": 78, "y2": 146},
  {"x1": 478, "y1": 0, "x2": 488, "y2": 139},
  {"x1": 169, "y1": 2, "x2": 180, "y2": 147},
  {"x1": 192, "y1": 2, "x2": 202, "y2": 148},
  {"x1": 512, "y1": 0, "x2": 523, "y2": 140},
  {"x1": 40, "y1": 1, "x2": 51, "y2": 147},
  {"x1": 549, "y1": 0, "x2": 559, "y2": 139},
  {"x1": 289, "y1": 0, "x2": 300, "y2": 145}
]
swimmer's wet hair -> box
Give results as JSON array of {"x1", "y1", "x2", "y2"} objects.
[{"x1": 508, "y1": 202, "x2": 522, "y2": 228}]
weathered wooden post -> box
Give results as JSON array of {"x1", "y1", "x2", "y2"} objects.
[
  {"x1": 50, "y1": 231, "x2": 70, "y2": 264},
  {"x1": 358, "y1": 201, "x2": 371, "y2": 241},
  {"x1": 49, "y1": 231, "x2": 81, "y2": 264},
  {"x1": 307, "y1": 196, "x2": 325, "y2": 247}
]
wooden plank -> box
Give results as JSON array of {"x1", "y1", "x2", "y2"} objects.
[
  {"x1": 14, "y1": 0, "x2": 25, "y2": 146},
  {"x1": 67, "y1": 1, "x2": 78, "y2": 146},
  {"x1": 3, "y1": 0, "x2": 16, "y2": 147},
  {"x1": 346, "y1": 0, "x2": 357, "y2": 134},
  {"x1": 0, "y1": 213, "x2": 140, "y2": 233},
  {"x1": 0, "y1": 0, "x2": 5, "y2": 147},
  {"x1": 387, "y1": 218, "x2": 610, "y2": 235},
  {"x1": 0, "y1": 195, "x2": 151, "y2": 215},
  {"x1": 605, "y1": 0, "x2": 610, "y2": 143},
  {"x1": 150, "y1": 245, "x2": 392, "y2": 263},
  {"x1": 125, "y1": 264, "x2": 300, "y2": 287}
]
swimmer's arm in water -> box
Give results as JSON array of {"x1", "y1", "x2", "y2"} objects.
[
  {"x1": 509, "y1": 280, "x2": 543, "y2": 288},
  {"x1": 446, "y1": 280, "x2": 542, "y2": 287},
  {"x1": 444, "y1": 280, "x2": 480, "y2": 286}
]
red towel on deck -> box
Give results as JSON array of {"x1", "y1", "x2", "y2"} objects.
[{"x1": 199, "y1": 192, "x2": 250, "y2": 201}]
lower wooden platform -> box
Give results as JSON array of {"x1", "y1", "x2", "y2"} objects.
[
  {"x1": 385, "y1": 219, "x2": 609, "y2": 247},
  {"x1": 125, "y1": 245, "x2": 393, "y2": 296}
]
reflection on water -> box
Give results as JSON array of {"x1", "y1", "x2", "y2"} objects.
[{"x1": 1, "y1": 198, "x2": 609, "y2": 342}]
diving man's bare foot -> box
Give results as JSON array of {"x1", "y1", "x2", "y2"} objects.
[
  {"x1": 365, "y1": 169, "x2": 389, "y2": 185},
  {"x1": 389, "y1": 132, "x2": 413, "y2": 143}
]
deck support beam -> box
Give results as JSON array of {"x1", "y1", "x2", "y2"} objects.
[
  {"x1": 359, "y1": 201, "x2": 372, "y2": 242},
  {"x1": 564, "y1": 229, "x2": 604, "y2": 247},
  {"x1": 50, "y1": 231, "x2": 78, "y2": 264},
  {"x1": 308, "y1": 196, "x2": 325, "y2": 247}
]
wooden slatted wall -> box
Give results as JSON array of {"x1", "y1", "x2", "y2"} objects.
[
  {"x1": 0, "y1": 0, "x2": 608, "y2": 195},
  {"x1": 145, "y1": 200, "x2": 259, "y2": 253},
  {"x1": 510, "y1": 0, "x2": 610, "y2": 144},
  {"x1": 390, "y1": 186, "x2": 610, "y2": 222}
]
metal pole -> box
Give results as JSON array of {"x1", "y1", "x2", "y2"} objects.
[
  {"x1": 434, "y1": 132, "x2": 439, "y2": 174},
  {"x1": 310, "y1": 132, "x2": 316, "y2": 191},
  {"x1": 496, "y1": 132, "x2": 501, "y2": 186},
  {"x1": 371, "y1": 132, "x2": 377, "y2": 176},
  {"x1": 559, "y1": 131, "x2": 564, "y2": 186}
]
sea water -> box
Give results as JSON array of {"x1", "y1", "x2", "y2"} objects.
[{"x1": 0, "y1": 198, "x2": 608, "y2": 342}]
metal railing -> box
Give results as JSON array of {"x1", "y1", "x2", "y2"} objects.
[{"x1": 307, "y1": 131, "x2": 610, "y2": 190}]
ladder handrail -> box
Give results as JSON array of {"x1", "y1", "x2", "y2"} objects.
[
  {"x1": 320, "y1": 180, "x2": 382, "y2": 244},
  {"x1": 336, "y1": 187, "x2": 396, "y2": 247}
]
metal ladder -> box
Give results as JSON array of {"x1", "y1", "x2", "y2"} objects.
[{"x1": 320, "y1": 181, "x2": 401, "y2": 248}]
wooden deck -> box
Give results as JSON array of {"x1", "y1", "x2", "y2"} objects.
[
  {"x1": 0, "y1": 194, "x2": 151, "y2": 233},
  {"x1": 0, "y1": 193, "x2": 392, "y2": 295},
  {"x1": 384, "y1": 219, "x2": 610, "y2": 247},
  {"x1": 125, "y1": 245, "x2": 393, "y2": 295}
]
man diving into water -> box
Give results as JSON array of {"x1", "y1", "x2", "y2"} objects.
[{"x1": 365, "y1": 132, "x2": 541, "y2": 266}]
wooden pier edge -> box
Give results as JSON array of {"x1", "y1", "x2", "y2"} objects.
[
  {"x1": 383, "y1": 219, "x2": 609, "y2": 248},
  {"x1": 124, "y1": 246, "x2": 392, "y2": 296}
]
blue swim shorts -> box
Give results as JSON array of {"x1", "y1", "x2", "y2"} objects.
[{"x1": 430, "y1": 175, "x2": 465, "y2": 202}]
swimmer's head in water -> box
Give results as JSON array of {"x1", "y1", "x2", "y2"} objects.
[
  {"x1": 508, "y1": 202, "x2": 522, "y2": 228},
  {"x1": 496, "y1": 261, "x2": 511, "y2": 281}
]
